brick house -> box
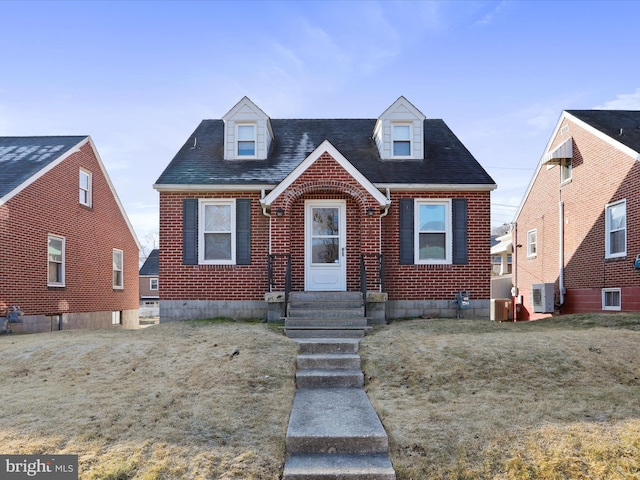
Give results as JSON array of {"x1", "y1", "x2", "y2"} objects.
[
  {"x1": 0, "y1": 136, "x2": 140, "y2": 332},
  {"x1": 139, "y1": 248, "x2": 159, "y2": 318},
  {"x1": 513, "y1": 110, "x2": 640, "y2": 320},
  {"x1": 153, "y1": 97, "x2": 496, "y2": 323}
]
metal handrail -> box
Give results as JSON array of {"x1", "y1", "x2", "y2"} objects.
[
  {"x1": 268, "y1": 253, "x2": 292, "y2": 306},
  {"x1": 360, "y1": 253, "x2": 384, "y2": 301}
]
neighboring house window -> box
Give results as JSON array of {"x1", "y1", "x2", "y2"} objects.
[
  {"x1": 605, "y1": 200, "x2": 626, "y2": 258},
  {"x1": 48, "y1": 235, "x2": 65, "y2": 286},
  {"x1": 79, "y1": 169, "x2": 92, "y2": 207},
  {"x1": 150, "y1": 278, "x2": 158, "y2": 290},
  {"x1": 415, "y1": 200, "x2": 451, "y2": 263},
  {"x1": 560, "y1": 159, "x2": 572, "y2": 183},
  {"x1": 392, "y1": 124, "x2": 411, "y2": 157},
  {"x1": 527, "y1": 229, "x2": 537, "y2": 258},
  {"x1": 112, "y1": 311, "x2": 122, "y2": 325},
  {"x1": 237, "y1": 124, "x2": 256, "y2": 156},
  {"x1": 602, "y1": 288, "x2": 621, "y2": 311},
  {"x1": 200, "y1": 200, "x2": 235, "y2": 264},
  {"x1": 113, "y1": 249, "x2": 124, "y2": 289}
]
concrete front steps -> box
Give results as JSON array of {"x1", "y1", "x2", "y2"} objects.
[
  {"x1": 284, "y1": 292, "x2": 372, "y2": 339},
  {"x1": 283, "y1": 336, "x2": 395, "y2": 480}
]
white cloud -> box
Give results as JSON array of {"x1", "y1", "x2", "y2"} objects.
[{"x1": 594, "y1": 88, "x2": 640, "y2": 109}]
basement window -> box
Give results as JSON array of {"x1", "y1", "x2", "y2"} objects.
[{"x1": 602, "y1": 288, "x2": 621, "y2": 311}]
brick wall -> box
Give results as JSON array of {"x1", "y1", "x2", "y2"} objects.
[
  {"x1": 0, "y1": 141, "x2": 140, "y2": 328},
  {"x1": 515, "y1": 117, "x2": 640, "y2": 318},
  {"x1": 159, "y1": 152, "x2": 492, "y2": 306}
]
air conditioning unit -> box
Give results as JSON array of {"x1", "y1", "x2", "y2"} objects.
[{"x1": 532, "y1": 283, "x2": 555, "y2": 313}]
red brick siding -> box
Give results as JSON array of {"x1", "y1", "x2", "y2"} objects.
[
  {"x1": 159, "y1": 152, "x2": 492, "y2": 302},
  {"x1": 0, "y1": 142, "x2": 140, "y2": 317},
  {"x1": 515, "y1": 117, "x2": 640, "y2": 318}
]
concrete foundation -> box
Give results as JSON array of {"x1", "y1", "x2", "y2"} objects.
[
  {"x1": 160, "y1": 299, "x2": 267, "y2": 322},
  {"x1": 386, "y1": 299, "x2": 490, "y2": 320},
  {"x1": 9, "y1": 309, "x2": 139, "y2": 334}
]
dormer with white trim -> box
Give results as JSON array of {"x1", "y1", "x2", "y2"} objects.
[
  {"x1": 373, "y1": 96, "x2": 426, "y2": 160},
  {"x1": 222, "y1": 97, "x2": 274, "y2": 160}
]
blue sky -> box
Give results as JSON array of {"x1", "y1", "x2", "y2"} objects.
[{"x1": 2, "y1": 0, "x2": 640, "y2": 251}]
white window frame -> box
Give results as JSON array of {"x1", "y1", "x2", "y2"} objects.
[
  {"x1": 527, "y1": 229, "x2": 537, "y2": 258},
  {"x1": 113, "y1": 249, "x2": 124, "y2": 289},
  {"x1": 150, "y1": 278, "x2": 158, "y2": 290},
  {"x1": 236, "y1": 123, "x2": 256, "y2": 157},
  {"x1": 605, "y1": 199, "x2": 626, "y2": 259},
  {"x1": 602, "y1": 288, "x2": 621, "y2": 311},
  {"x1": 79, "y1": 168, "x2": 92, "y2": 207},
  {"x1": 112, "y1": 311, "x2": 122, "y2": 325},
  {"x1": 48, "y1": 234, "x2": 65, "y2": 287},
  {"x1": 414, "y1": 199, "x2": 452, "y2": 264},
  {"x1": 199, "y1": 199, "x2": 236, "y2": 265},
  {"x1": 560, "y1": 159, "x2": 572, "y2": 183},
  {"x1": 392, "y1": 123, "x2": 412, "y2": 158}
]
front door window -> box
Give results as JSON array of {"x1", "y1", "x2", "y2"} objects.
[{"x1": 311, "y1": 207, "x2": 340, "y2": 264}]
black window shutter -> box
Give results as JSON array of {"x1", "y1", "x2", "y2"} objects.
[
  {"x1": 452, "y1": 198, "x2": 468, "y2": 265},
  {"x1": 183, "y1": 199, "x2": 198, "y2": 265},
  {"x1": 236, "y1": 199, "x2": 251, "y2": 265},
  {"x1": 399, "y1": 198, "x2": 414, "y2": 265}
]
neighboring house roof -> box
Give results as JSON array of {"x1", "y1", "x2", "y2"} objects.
[
  {"x1": 140, "y1": 249, "x2": 159, "y2": 276},
  {"x1": 567, "y1": 110, "x2": 640, "y2": 155},
  {"x1": 491, "y1": 233, "x2": 513, "y2": 255},
  {"x1": 154, "y1": 118, "x2": 495, "y2": 188},
  {"x1": 0, "y1": 136, "x2": 88, "y2": 201}
]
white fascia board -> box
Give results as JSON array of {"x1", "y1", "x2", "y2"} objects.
[
  {"x1": 87, "y1": 136, "x2": 142, "y2": 251},
  {"x1": 377, "y1": 183, "x2": 497, "y2": 192},
  {"x1": 262, "y1": 140, "x2": 390, "y2": 206},
  {"x1": 0, "y1": 139, "x2": 84, "y2": 206},
  {"x1": 153, "y1": 183, "x2": 275, "y2": 192}
]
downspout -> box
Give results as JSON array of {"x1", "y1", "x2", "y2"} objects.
[
  {"x1": 260, "y1": 189, "x2": 272, "y2": 255},
  {"x1": 558, "y1": 200, "x2": 565, "y2": 307}
]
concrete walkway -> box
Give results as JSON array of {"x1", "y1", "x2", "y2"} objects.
[{"x1": 283, "y1": 338, "x2": 396, "y2": 479}]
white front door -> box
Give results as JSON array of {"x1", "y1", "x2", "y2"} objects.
[{"x1": 305, "y1": 200, "x2": 346, "y2": 291}]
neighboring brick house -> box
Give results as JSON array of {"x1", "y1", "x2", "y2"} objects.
[
  {"x1": 0, "y1": 136, "x2": 140, "y2": 332},
  {"x1": 513, "y1": 110, "x2": 640, "y2": 320},
  {"x1": 153, "y1": 97, "x2": 496, "y2": 322},
  {"x1": 139, "y1": 248, "x2": 159, "y2": 318}
]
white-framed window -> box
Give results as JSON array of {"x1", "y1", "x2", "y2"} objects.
[
  {"x1": 237, "y1": 124, "x2": 256, "y2": 157},
  {"x1": 48, "y1": 234, "x2": 65, "y2": 286},
  {"x1": 150, "y1": 278, "x2": 158, "y2": 290},
  {"x1": 113, "y1": 249, "x2": 124, "y2": 289},
  {"x1": 605, "y1": 200, "x2": 626, "y2": 258},
  {"x1": 199, "y1": 200, "x2": 235, "y2": 264},
  {"x1": 415, "y1": 200, "x2": 451, "y2": 264},
  {"x1": 560, "y1": 159, "x2": 572, "y2": 183},
  {"x1": 79, "y1": 169, "x2": 92, "y2": 207},
  {"x1": 602, "y1": 288, "x2": 621, "y2": 311},
  {"x1": 392, "y1": 124, "x2": 411, "y2": 157},
  {"x1": 112, "y1": 311, "x2": 122, "y2": 325},
  {"x1": 527, "y1": 229, "x2": 537, "y2": 258}
]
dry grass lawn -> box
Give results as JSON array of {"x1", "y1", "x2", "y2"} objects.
[{"x1": 1, "y1": 313, "x2": 639, "y2": 479}]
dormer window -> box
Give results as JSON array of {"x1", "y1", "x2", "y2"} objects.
[
  {"x1": 393, "y1": 124, "x2": 411, "y2": 157},
  {"x1": 373, "y1": 96, "x2": 425, "y2": 160},
  {"x1": 222, "y1": 97, "x2": 274, "y2": 160},
  {"x1": 237, "y1": 124, "x2": 256, "y2": 157}
]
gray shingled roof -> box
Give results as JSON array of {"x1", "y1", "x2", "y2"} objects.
[
  {"x1": 139, "y1": 249, "x2": 159, "y2": 276},
  {"x1": 155, "y1": 119, "x2": 495, "y2": 187},
  {"x1": 568, "y1": 110, "x2": 640, "y2": 154},
  {"x1": 0, "y1": 136, "x2": 87, "y2": 199}
]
